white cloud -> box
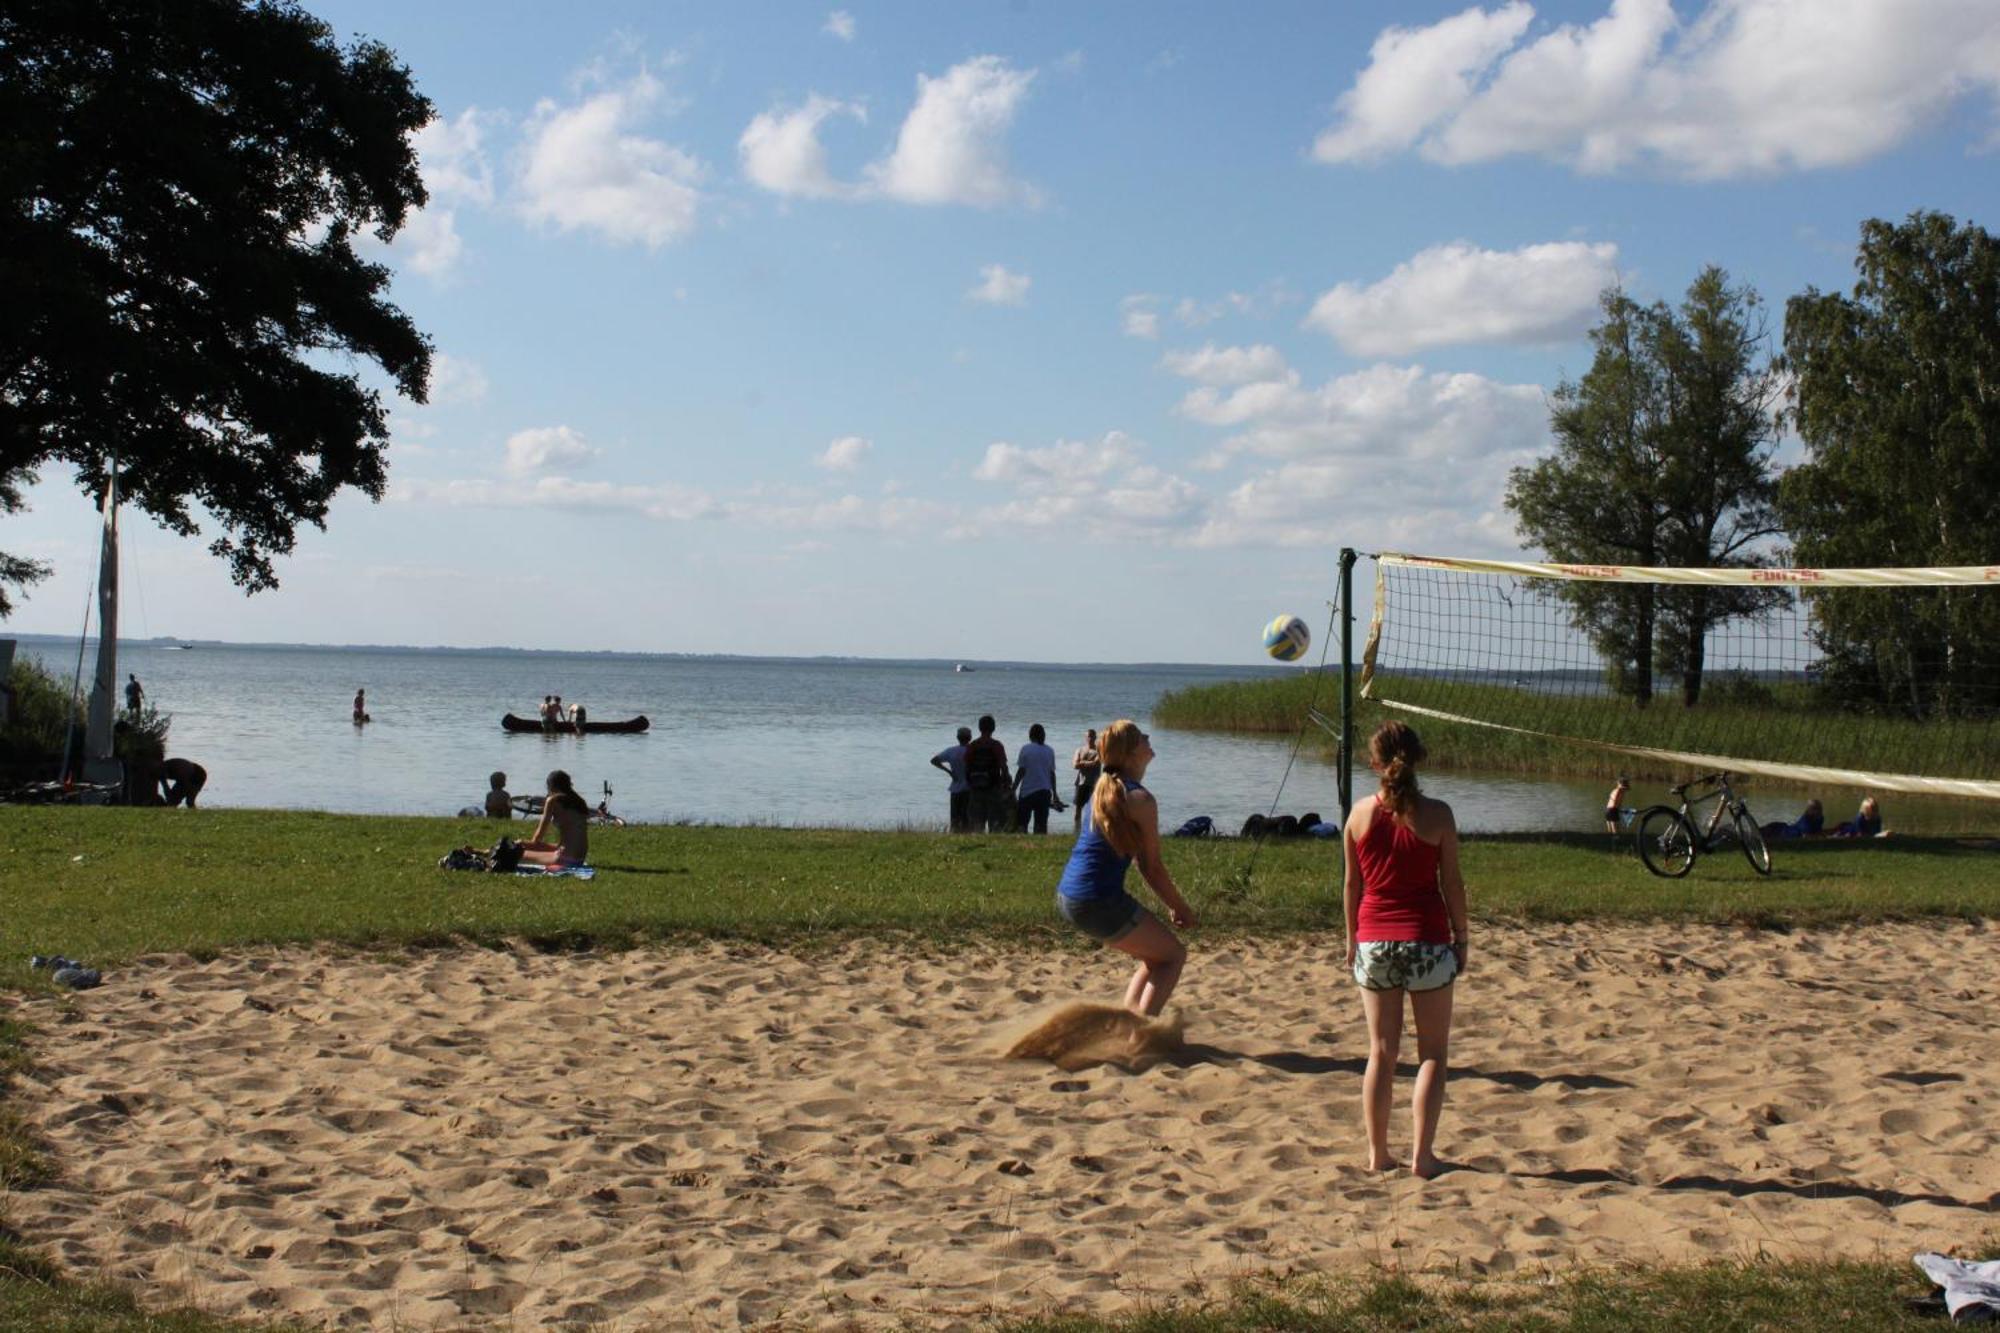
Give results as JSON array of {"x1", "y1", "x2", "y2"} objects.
[
  {"x1": 1160, "y1": 343, "x2": 1290, "y2": 387},
  {"x1": 967, "y1": 264, "x2": 1031, "y2": 306},
  {"x1": 1120, "y1": 295, "x2": 1161, "y2": 339},
  {"x1": 824, "y1": 10, "x2": 856, "y2": 41},
  {"x1": 1312, "y1": 3, "x2": 1534, "y2": 164},
  {"x1": 1315, "y1": 0, "x2": 2000, "y2": 178},
  {"x1": 503, "y1": 425, "x2": 599, "y2": 477},
  {"x1": 429, "y1": 353, "x2": 490, "y2": 406},
  {"x1": 385, "y1": 110, "x2": 496, "y2": 280},
  {"x1": 415, "y1": 109, "x2": 496, "y2": 206},
  {"x1": 399, "y1": 475, "x2": 719, "y2": 522},
  {"x1": 1175, "y1": 362, "x2": 1549, "y2": 548},
  {"x1": 391, "y1": 206, "x2": 465, "y2": 280},
  {"x1": 865, "y1": 56, "x2": 1040, "y2": 207},
  {"x1": 739, "y1": 95, "x2": 867, "y2": 199},
  {"x1": 816, "y1": 435, "x2": 871, "y2": 471},
  {"x1": 1304, "y1": 240, "x2": 1619, "y2": 355},
  {"x1": 519, "y1": 70, "x2": 705, "y2": 247},
  {"x1": 970, "y1": 432, "x2": 1202, "y2": 539}
]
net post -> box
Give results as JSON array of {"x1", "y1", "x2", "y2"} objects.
[{"x1": 1338, "y1": 548, "x2": 1356, "y2": 828}]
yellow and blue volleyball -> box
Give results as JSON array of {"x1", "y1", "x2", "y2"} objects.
[{"x1": 1262, "y1": 613, "x2": 1310, "y2": 662}]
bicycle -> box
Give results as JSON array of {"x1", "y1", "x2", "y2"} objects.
[{"x1": 1634, "y1": 771, "x2": 1772, "y2": 878}]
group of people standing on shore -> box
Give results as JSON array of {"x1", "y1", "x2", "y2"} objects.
[
  {"x1": 1047, "y1": 716, "x2": 1466, "y2": 1179},
  {"x1": 930, "y1": 717, "x2": 1105, "y2": 835}
]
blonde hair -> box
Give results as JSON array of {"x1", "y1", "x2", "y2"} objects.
[
  {"x1": 1091, "y1": 719, "x2": 1146, "y2": 857},
  {"x1": 1370, "y1": 720, "x2": 1426, "y2": 819}
]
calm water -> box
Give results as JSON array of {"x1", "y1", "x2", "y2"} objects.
[
  {"x1": 17, "y1": 640, "x2": 1639, "y2": 833},
  {"x1": 25, "y1": 641, "x2": 1985, "y2": 835}
]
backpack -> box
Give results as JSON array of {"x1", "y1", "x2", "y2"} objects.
[
  {"x1": 439, "y1": 846, "x2": 491, "y2": 872},
  {"x1": 1172, "y1": 816, "x2": 1214, "y2": 839},
  {"x1": 488, "y1": 838, "x2": 524, "y2": 873}
]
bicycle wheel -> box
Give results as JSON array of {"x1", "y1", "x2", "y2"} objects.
[
  {"x1": 1637, "y1": 806, "x2": 1696, "y2": 878},
  {"x1": 1734, "y1": 809, "x2": 1772, "y2": 875}
]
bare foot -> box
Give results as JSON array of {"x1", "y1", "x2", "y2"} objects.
[
  {"x1": 1411, "y1": 1155, "x2": 1447, "y2": 1179},
  {"x1": 1366, "y1": 1153, "x2": 1399, "y2": 1172}
]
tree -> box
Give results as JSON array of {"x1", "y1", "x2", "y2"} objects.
[
  {"x1": 1779, "y1": 211, "x2": 2000, "y2": 720},
  {"x1": 1506, "y1": 268, "x2": 1785, "y2": 706},
  {"x1": 0, "y1": 0, "x2": 433, "y2": 602},
  {"x1": 0, "y1": 465, "x2": 50, "y2": 615}
]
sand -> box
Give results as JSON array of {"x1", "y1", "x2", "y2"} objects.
[{"x1": 5, "y1": 921, "x2": 1996, "y2": 1328}]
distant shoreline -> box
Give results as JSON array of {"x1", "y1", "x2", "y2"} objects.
[{"x1": 5, "y1": 632, "x2": 1290, "y2": 674}]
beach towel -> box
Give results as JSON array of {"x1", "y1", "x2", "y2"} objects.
[
  {"x1": 1915, "y1": 1252, "x2": 2000, "y2": 1322},
  {"x1": 516, "y1": 864, "x2": 595, "y2": 880}
]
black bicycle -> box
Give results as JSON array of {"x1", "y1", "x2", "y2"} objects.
[{"x1": 1634, "y1": 771, "x2": 1772, "y2": 878}]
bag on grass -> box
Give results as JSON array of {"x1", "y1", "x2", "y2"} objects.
[
  {"x1": 439, "y1": 846, "x2": 491, "y2": 872},
  {"x1": 488, "y1": 838, "x2": 524, "y2": 873}
]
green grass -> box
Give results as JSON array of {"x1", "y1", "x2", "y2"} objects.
[
  {"x1": 3, "y1": 807, "x2": 1995, "y2": 1331},
  {"x1": 1154, "y1": 671, "x2": 2000, "y2": 786},
  {"x1": 2, "y1": 810, "x2": 1999, "y2": 975},
  {"x1": 1009, "y1": 1258, "x2": 1951, "y2": 1331}
]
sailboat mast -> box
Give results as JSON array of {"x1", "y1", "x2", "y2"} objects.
[{"x1": 84, "y1": 465, "x2": 119, "y2": 766}]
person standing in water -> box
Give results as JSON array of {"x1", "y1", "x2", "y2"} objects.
[
  {"x1": 1053, "y1": 720, "x2": 1196, "y2": 1016},
  {"x1": 1343, "y1": 721, "x2": 1468, "y2": 1179},
  {"x1": 352, "y1": 689, "x2": 368, "y2": 724}
]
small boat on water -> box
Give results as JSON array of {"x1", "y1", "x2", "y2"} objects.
[
  {"x1": 954, "y1": 663, "x2": 974, "y2": 673},
  {"x1": 500, "y1": 713, "x2": 650, "y2": 735}
]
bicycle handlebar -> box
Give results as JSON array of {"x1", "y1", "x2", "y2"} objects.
[{"x1": 1669, "y1": 771, "x2": 1730, "y2": 796}]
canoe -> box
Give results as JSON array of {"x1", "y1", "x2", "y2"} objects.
[{"x1": 500, "y1": 713, "x2": 650, "y2": 735}]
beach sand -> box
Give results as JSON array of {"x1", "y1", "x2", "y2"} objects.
[{"x1": 5, "y1": 922, "x2": 1995, "y2": 1328}]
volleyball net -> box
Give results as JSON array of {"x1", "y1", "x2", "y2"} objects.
[{"x1": 1359, "y1": 554, "x2": 2000, "y2": 801}]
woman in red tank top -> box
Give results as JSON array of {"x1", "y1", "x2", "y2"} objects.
[{"x1": 1341, "y1": 722, "x2": 1469, "y2": 1179}]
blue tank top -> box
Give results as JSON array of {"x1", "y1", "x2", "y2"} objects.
[{"x1": 1056, "y1": 781, "x2": 1143, "y2": 902}]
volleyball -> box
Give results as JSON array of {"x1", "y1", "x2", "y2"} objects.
[{"x1": 1262, "y1": 613, "x2": 1310, "y2": 662}]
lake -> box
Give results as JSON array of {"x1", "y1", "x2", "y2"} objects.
[{"x1": 19, "y1": 641, "x2": 1984, "y2": 836}]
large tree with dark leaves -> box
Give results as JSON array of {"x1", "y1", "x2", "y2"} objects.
[
  {"x1": 1506, "y1": 269, "x2": 1786, "y2": 706},
  {"x1": 0, "y1": 0, "x2": 432, "y2": 603},
  {"x1": 1780, "y1": 211, "x2": 2000, "y2": 720}
]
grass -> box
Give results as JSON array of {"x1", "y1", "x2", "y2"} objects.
[
  {"x1": 1154, "y1": 671, "x2": 2000, "y2": 787},
  {"x1": 1008, "y1": 1258, "x2": 1951, "y2": 1331},
  {"x1": 2, "y1": 806, "x2": 1994, "y2": 1330}
]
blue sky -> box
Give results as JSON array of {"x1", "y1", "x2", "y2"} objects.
[{"x1": 9, "y1": 1, "x2": 1999, "y2": 662}]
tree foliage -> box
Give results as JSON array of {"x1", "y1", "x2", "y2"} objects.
[
  {"x1": 1506, "y1": 269, "x2": 1785, "y2": 706},
  {"x1": 1779, "y1": 211, "x2": 2000, "y2": 720},
  {"x1": 0, "y1": 0, "x2": 433, "y2": 599}
]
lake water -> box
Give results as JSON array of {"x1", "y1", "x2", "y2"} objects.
[{"x1": 20, "y1": 641, "x2": 1987, "y2": 835}]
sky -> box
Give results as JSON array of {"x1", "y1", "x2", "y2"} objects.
[{"x1": 8, "y1": 0, "x2": 2000, "y2": 663}]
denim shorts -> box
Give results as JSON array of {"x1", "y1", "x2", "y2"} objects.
[
  {"x1": 1058, "y1": 891, "x2": 1144, "y2": 943},
  {"x1": 1353, "y1": 940, "x2": 1459, "y2": 992}
]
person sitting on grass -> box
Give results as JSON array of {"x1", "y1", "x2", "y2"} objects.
[
  {"x1": 518, "y1": 769, "x2": 590, "y2": 867},
  {"x1": 1831, "y1": 796, "x2": 1883, "y2": 839},
  {"x1": 484, "y1": 771, "x2": 512, "y2": 819},
  {"x1": 1761, "y1": 798, "x2": 1823, "y2": 840}
]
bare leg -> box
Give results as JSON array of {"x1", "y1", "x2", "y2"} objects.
[
  {"x1": 1359, "y1": 986, "x2": 1403, "y2": 1171},
  {"x1": 1407, "y1": 983, "x2": 1455, "y2": 1178},
  {"x1": 1110, "y1": 912, "x2": 1186, "y2": 1016}
]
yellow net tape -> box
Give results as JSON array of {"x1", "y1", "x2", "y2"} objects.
[{"x1": 1377, "y1": 553, "x2": 2000, "y2": 588}]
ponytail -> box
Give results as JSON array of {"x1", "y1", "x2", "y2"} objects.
[
  {"x1": 1369, "y1": 721, "x2": 1426, "y2": 819},
  {"x1": 1091, "y1": 719, "x2": 1146, "y2": 857}
]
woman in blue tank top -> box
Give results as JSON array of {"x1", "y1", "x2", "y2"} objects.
[{"x1": 1054, "y1": 719, "x2": 1198, "y2": 1015}]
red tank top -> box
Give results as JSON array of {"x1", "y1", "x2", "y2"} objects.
[{"x1": 1354, "y1": 802, "x2": 1448, "y2": 943}]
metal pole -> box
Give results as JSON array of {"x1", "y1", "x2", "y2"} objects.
[{"x1": 1338, "y1": 547, "x2": 1356, "y2": 827}]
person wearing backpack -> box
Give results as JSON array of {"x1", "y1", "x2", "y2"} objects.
[{"x1": 963, "y1": 714, "x2": 1011, "y2": 833}]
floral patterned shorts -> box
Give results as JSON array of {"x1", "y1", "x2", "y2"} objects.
[{"x1": 1352, "y1": 940, "x2": 1459, "y2": 992}]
